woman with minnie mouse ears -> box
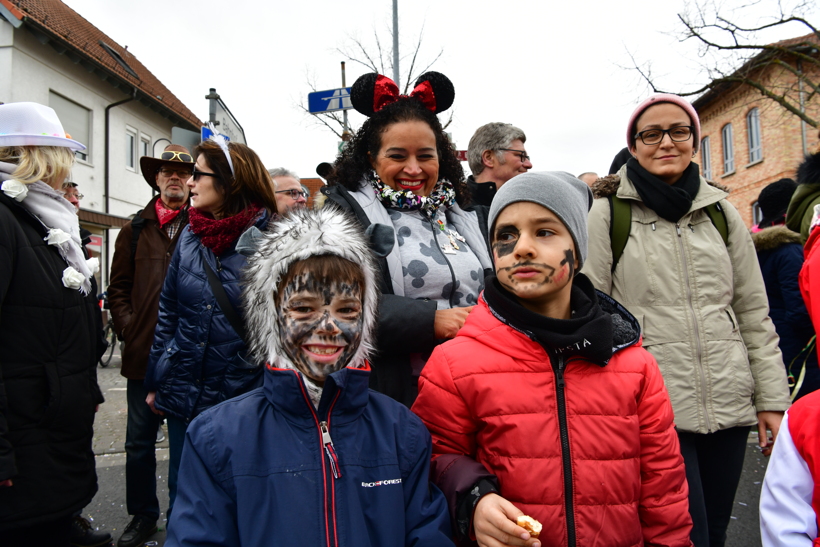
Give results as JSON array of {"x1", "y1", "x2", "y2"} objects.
[{"x1": 323, "y1": 71, "x2": 493, "y2": 407}]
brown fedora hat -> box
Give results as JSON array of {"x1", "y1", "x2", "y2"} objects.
[{"x1": 140, "y1": 144, "x2": 195, "y2": 191}]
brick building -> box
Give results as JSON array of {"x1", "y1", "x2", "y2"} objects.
[{"x1": 694, "y1": 33, "x2": 820, "y2": 227}]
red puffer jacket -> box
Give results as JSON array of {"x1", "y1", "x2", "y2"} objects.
[{"x1": 413, "y1": 285, "x2": 692, "y2": 547}]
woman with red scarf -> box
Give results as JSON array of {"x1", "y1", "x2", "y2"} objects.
[{"x1": 144, "y1": 137, "x2": 277, "y2": 524}]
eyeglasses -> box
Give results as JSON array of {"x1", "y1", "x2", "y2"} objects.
[
  {"x1": 499, "y1": 148, "x2": 531, "y2": 163},
  {"x1": 192, "y1": 169, "x2": 219, "y2": 181},
  {"x1": 275, "y1": 189, "x2": 308, "y2": 200},
  {"x1": 634, "y1": 126, "x2": 694, "y2": 146},
  {"x1": 59, "y1": 190, "x2": 84, "y2": 200},
  {"x1": 160, "y1": 151, "x2": 194, "y2": 163},
  {"x1": 160, "y1": 168, "x2": 194, "y2": 178}
]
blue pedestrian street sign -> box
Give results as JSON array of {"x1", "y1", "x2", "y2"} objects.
[
  {"x1": 308, "y1": 88, "x2": 352, "y2": 114},
  {"x1": 201, "y1": 126, "x2": 230, "y2": 142}
]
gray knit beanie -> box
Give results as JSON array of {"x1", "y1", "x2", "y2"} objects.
[{"x1": 488, "y1": 171, "x2": 593, "y2": 272}]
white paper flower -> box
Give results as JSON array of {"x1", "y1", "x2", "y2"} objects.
[
  {"x1": 62, "y1": 266, "x2": 85, "y2": 290},
  {"x1": 86, "y1": 257, "x2": 100, "y2": 275},
  {"x1": 1, "y1": 179, "x2": 28, "y2": 202},
  {"x1": 45, "y1": 228, "x2": 71, "y2": 246}
]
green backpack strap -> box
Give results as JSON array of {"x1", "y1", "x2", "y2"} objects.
[
  {"x1": 608, "y1": 196, "x2": 728, "y2": 274},
  {"x1": 608, "y1": 195, "x2": 631, "y2": 273},
  {"x1": 705, "y1": 201, "x2": 729, "y2": 248}
]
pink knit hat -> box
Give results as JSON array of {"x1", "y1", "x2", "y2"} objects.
[{"x1": 627, "y1": 94, "x2": 701, "y2": 153}]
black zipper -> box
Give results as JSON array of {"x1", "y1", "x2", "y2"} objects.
[
  {"x1": 552, "y1": 352, "x2": 576, "y2": 547},
  {"x1": 424, "y1": 213, "x2": 458, "y2": 307}
]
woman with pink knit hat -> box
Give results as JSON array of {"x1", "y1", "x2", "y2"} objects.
[{"x1": 585, "y1": 94, "x2": 790, "y2": 547}]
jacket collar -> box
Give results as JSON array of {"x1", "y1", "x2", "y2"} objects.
[
  {"x1": 468, "y1": 274, "x2": 642, "y2": 366},
  {"x1": 263, "y1": 365, "x2": 370, "y2": 426}
]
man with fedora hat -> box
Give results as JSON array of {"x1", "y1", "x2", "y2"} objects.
[{"x1": 108, "y1": 144, "x2": 192, "y2": 547}]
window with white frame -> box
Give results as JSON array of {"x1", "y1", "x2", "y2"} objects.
[
  {"x1": 49, "y1": 91, "x2": 91, "y2": 162},
  {"x1": 753, "y1": 202, "x2": 763, "y2": 225},
  {"x1": 140, "y1": 135, "x2": 151, "y2": 168},
  {"x1": 701, "y1": 136, "x2": 712, "y2": 180},
  {"x1": 722, "y1": 123, "x2": 734, "y2": 174},
  {"x1": 125, "y1": 127, "x2": 137, "y2": 170},
  {"x1": 747, "y1": 108, "x2": 762, "y2": 163}
]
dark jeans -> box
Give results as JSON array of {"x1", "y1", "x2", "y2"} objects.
[
  {"x1": 5, "y1": 516, "x2": 72, "y2": 547},
  {"x1": 125, "y1": 379, "x2": 162, "y2": 521},
  {"x1": 677, "y1": 426, "x2": 751, "y2": 547},
  {"x1": 166, "y1": 414, "x2": 188, "y2": 525}
]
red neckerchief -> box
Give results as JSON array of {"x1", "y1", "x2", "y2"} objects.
[
  {"x1": 155, "y1": 199, "x2": 186, "y2": 228},
  {"x1": 188, "y1": 205, "x2": 262, "y2": 255}
]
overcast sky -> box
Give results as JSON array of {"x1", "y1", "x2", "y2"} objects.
[{"x1": 62, "y1": 0, "x2": 817, "y2": 179}]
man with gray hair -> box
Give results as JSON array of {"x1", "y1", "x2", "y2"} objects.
[
  {"x1": 269, "y1": 167, "x2": 307, "y2": 213},
  {"x1": 466, "y1": 122, "x2": 533, "y2": 206}
]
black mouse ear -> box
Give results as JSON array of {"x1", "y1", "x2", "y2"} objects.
[
  {"x1": 414, "y1": 71, "x2": 455, "y2": 114},
  {"x1": 350, "y1": 73, "x2": 380, "y2": 117}
]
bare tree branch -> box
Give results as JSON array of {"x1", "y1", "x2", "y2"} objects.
[{"x1": 626, "y1": 0, "x2": 820, "y2": 127}]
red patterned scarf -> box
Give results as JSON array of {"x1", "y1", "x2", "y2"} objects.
[
  {"x1": 154, "y1": 199, "x2": 186, "y2": 228},
  {"x1": 188, "y1": 205, "x2": 262, "y2": 255}
]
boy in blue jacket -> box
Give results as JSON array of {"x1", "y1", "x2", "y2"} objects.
[{"x1": 165, "y1": 207, "x2": 453, "y2": 546}]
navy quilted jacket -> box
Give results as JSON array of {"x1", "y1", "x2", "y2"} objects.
[{"x1": 145, "y1": 212, "x2": 269, "y2": 421}]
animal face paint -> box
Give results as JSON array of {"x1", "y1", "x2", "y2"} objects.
[
  {"x1": 492, "y1": 202, "x2": 578, "y2": 318},
  {"x1": 278, "y1": 273, "x2": 364, "y2": 386}
]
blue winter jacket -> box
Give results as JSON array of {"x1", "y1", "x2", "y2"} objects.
[
  {"x1": 753, "y1": 225, "x2": 820, "y2": 399},
  {"x1": 145, "y1": 212, "x2": 268, "y2": 421},
  {"x1": 165, "y1": 366, "x2": 454, "y2": 547}
]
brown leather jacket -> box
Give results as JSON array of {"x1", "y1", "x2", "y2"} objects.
[{"x1": 108, "y1": 196, "x2": 188, "y2": 379}]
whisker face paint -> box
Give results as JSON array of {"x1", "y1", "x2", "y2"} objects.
[
  {"x1": 491, "y1": 202, "x2": 578, "y2": 317},
  {"x1": 278, "y1": 274, "x2": 364, "y2": 386}
]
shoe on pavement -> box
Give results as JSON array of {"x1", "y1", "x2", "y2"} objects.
[
  {"x1": 70, "y1": 515, "x2": 113, "y2": 547},
  {"x1": 117, "y1": 515, "x2": 157, "y2": 547},
  {"x1": 156, "y1": 424, "x2": 165, "y2": 443}
]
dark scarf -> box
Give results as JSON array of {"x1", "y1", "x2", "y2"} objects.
[
  {"x1": 627, "y1": 157, "x2": 701, "y2": 223},
  {"x1": 189, "y1": 205, "x2": 262, "y2": 255},
  {"x1": 483, "y1": 273, "x2": 615, "y2": 366}
]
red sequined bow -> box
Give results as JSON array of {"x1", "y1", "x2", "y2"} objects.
[{"x1": 373, "y1": 74, "x2": 437, "y2": 113}]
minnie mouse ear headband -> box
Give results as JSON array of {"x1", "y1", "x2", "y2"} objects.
[
  {"x1": 627, "y1": 93, "x2": 701, "y2": 153},
  {"x1": 0, "y1": 102, "x2": 86, "y2": 151},
  {"x1": 350, "y1": 71, "x2": 455, "y2": 117},
  {"x1": 140, "y1": 144, "x2": 195, "y2": 191}
]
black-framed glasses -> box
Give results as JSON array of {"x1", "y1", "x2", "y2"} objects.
[
  {"x1": 192, "y1": 169, "x2": 219, "y2": 181},
  {"x1": 160, "y1": 168, "x2": 194, "y2": 178},
  {"x1": 634, "y1": 126, "x2": 694, "y2": 146},
  {"x1": 160, "y1": 151, "x2": 194, "y2": 163},
  {"x1": 275, "y1": 189, "x2": 308, "y2": 199},
  {"x1": 499, "y1": 148, "x2": 531, "y2": 163}
]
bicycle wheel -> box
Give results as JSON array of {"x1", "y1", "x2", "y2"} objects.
[{"x1": 99, "y1": 323, "x2": 116, "y2": 367}]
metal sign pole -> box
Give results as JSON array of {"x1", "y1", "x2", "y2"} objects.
[
  {"x1": 341, "y1": 62, "x2": 350, "y2": 140},
  {"x1": 392, "y1": 0, "x2": 399, "y2": 89}
]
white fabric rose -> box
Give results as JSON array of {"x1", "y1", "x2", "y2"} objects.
[
  {"x1": 86, "y1": 257, "x2": 100, "y2": 275},
  {"x1": 62, "y1": 266, "x2": 85, "y2": 290},
  {"x1": 2, "y1": 179, "x2": 29, "y2": 202},
  {"x1": 45, "y1": 228, "x2": 71, "y2": 246}
]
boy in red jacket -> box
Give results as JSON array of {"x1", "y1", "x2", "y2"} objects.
[{"x1": 412, "y1": 171, "x2": 693, "y2": 547}]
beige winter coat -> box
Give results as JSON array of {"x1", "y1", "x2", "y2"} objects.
[{"x1": 586, "y1": 165, "x2": 790, "y2": 434}]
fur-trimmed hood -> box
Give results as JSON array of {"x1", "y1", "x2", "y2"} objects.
[
  {"x1": 797, "y1": 151, "x2": 820, "y2": 186},
  {"x1": 751, "y1": 224, "x2": 803, "y2": 252},
  {"x1": 242, "y1": 206, "x2": 379, "y2": 372},
  {"x1": 591, "y1": 173, "x2": 730, "y2": 199}
]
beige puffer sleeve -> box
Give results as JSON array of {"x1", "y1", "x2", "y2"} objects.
[
  {"x1": 585, "y1": 196, "x2": 614, "y2": 294},
  {"x1": 724, "y1": 200, "x2": 791, "y2": 412}
]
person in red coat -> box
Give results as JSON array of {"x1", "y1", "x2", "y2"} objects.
[{"x1": 412, "y1": 171, "x2": 693, "y2": 547}]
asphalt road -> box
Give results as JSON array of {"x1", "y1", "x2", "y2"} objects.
[{"x1": 85, "y1": 350, "x2": 770, "y2": 547}]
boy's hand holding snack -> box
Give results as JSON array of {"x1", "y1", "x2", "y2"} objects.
[{"x1": 474, "y1": 493, "x2": 542, "y2": 547}]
